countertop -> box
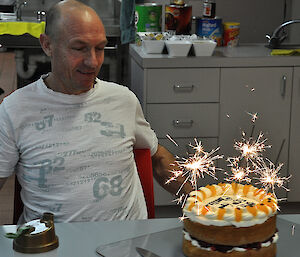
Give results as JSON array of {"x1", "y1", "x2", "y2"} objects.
[
  {"x1": 130, "y1": 44, "x2": 300, "y2": 68},
  {"x1": 0, "y1": 215, "x2": 299, "y2": 257}
]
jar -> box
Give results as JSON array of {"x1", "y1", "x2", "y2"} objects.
[{"x1": 203, "y1": 0, "x2": 216, "y2": 18}]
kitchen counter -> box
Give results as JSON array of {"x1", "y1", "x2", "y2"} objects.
[
  {"x1": 130, "y1": 44, "x2": 300, "y2": 68},
  {"x1": 0, "y1": 216, "x2": 299, "y2": 257}
]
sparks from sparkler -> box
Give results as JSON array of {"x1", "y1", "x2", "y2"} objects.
[
  {"x1": 247, "y1": 112, "x2": 258, "y2": 123},
  {"x1": 225, "y1": 157, "x2": 252, "y2": 183},
  {"x1": 166, "y1": 134, "x2": 178, "y2": 147},
  {"x1": 234, "y1": 131, "x2": 271, "y2": 161},
  {"x1": 166, "y1": 139, "x2": 223, "y2": 193},
  {"x1": 254, "y1": 158, "x2": 291, "y2": 196},
  {"x1": 245, "y1": 85, "x2": 255, "y2": 92}
]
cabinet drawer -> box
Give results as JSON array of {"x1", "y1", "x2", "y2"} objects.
[
  {"x1": 147, "y1": 103, "x2": 219, "y2": 138},
  {"x1": 146, "y1": 68, "x2": 219, "y2": 103}
]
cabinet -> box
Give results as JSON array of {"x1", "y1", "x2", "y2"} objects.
[
  {"x1": 131, "y1": 62, "x2": 220, "y2": 205},
  {"x1": 219, "y1": 67, "x2": 293, "y2": 199},
  {"x1": 130, "y1": 44, "x2": 300, "y2": 203},
  {"x1": 0, "y1": 52, "x2": 17, "y2": 224},
  {"x1": 288, "y1": 67, "x2": 300, "y2": 201}
]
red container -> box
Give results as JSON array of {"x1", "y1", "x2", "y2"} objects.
[
  {"x1": 223, "y1": 22, "x2": 240, "y2": 46},
  {"x1": 165, "y1": 4, "x2": 192, "y2": 35}
]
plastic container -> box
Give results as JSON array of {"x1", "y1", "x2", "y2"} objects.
[
  {"x1": 165, "y1": 40, "x2": 192, "y2": 57},
  {"x1": 135, "y1": 4, "x2": 162, "y2": 32},
  {"x1": 165, "y1": 4, "x2": 192, "y2": 35},
  {"x1": 192, "y1": 39, "x2": 217, "y2": 56},
  {"x1": 223, "y1": 22, "x2": 240, "y2": 46},
  {"x1": 142, "y1": 39, "x2": 165, "y2": 54}
]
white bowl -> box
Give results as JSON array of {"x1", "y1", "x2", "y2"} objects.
[
  {"x1": 192, "y1": 40, "x2": 217, "y2": 56},
  {"x1": 165, "y1": 40, "x2": 192, "y2": 57},
  {"x1": 142, "y1": 39, "x2": 165, "y2": 54}
]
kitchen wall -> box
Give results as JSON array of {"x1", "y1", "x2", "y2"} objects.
[
  {"x1": 12, "y1": 0, "x2": 118, "y2": 19},
  {"x1": 139, "y1": 0, "x2": 295, "y2": 44},
  {"x1": 7, "y1": 0, "x2": 299, "y2": 44},
  {"x1": 289, "y1": 0, "x2": 300, "y2": 44}
]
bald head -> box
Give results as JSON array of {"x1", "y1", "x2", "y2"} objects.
[{"x1": 45, "y1": 0, "x2": 103, "y2": 40}]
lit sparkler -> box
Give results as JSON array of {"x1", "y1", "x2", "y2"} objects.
[
  {"x1": 234, "y1": 131, "x2": 271, "y2": 161},
  {"x1": 225, "y1": 157, "x2": 252, "y2": 183},
  {"x1": 254, "y1": 158, "x2": 291, "y2": 196},
  {"x1": 166, "y1": 139, "x2": 223, "y2": 192}
]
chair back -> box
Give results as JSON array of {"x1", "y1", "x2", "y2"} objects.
[{"x1": 133, "y1": 149, "x2": 155, "y2": 219}]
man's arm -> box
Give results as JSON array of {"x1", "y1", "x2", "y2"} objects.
[
  {"x1": 0, "y1": 177, "x2": 7, "y2": 191},
  {"x1": 151, "y1": 144, "x2": 193, "y2": 196}
]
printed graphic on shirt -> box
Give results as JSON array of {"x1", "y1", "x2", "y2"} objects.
[
  {"x1": 22, "y1": 157, "x2": 65, "y2": 189},
  {"x1": 84, "y1": 111, "x2": 126, "y2": 138}
]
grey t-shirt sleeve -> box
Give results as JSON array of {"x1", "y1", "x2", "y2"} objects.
[
  {"x1": 0, "y1": 101, "x2": 19, "y2": 177},
  {"x1": 133, "y1": 97, "x2": 158, "y2": 156}
]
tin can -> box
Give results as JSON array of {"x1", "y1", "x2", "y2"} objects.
[
  {"x1": 196, "y1": 17, "x2": 223, "y2": 46},
  {"x1": 135, "y1": 4, "x2": 162, "y2": 32},
  {"x1": 165, "y1": 4, "x2": 192, "y2": 35},
  {"x1": 223, "y1": 22, "x2": 240, "y2": 46}
]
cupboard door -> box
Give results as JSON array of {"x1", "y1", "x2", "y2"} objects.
[
  {"x1": 288, "y1": 67, "x2": 300, "y2": 201},
  {"x1": 219, "y1": 67, "x2": 292, "y2": 198}
]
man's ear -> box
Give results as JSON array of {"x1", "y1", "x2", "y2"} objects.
[{"x1": 39, "y1": 33, "x2": 52, "y2": 57}]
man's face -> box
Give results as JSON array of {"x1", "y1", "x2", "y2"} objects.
[{"x1": 49, "y1": 11, "x2": 107, "y2": 94}]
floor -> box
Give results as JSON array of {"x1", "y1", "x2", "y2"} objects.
[{"x1": 155, "y1": 202, "x2": 300, "y2": 218}]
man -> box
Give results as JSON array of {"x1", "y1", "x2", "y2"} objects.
[{"x1": 0, "y1": 0, "x2": 191, "y2": 223}]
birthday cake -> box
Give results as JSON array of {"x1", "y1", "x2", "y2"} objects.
[{"x1": 182, "y1": 183, "x2": 278, "y2": 257}]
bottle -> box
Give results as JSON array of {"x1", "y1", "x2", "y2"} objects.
[{"x1": 203, "y1": 0, "x2": 216, "y2": 18}]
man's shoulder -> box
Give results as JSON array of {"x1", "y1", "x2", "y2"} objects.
[
  {"x1": 4, "y1": 79, "x2": 40, "y2": 102},
  {"x1": 98, "y1": 79, "x2": 136, "y2": 98}
]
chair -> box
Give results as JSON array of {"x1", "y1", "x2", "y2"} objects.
[
  {"x1": 13, "y1": 149, "x2": 155, "y2": 224},
  {"x1": 133, "y1": 149, "x2": 155, "y2": 219}
]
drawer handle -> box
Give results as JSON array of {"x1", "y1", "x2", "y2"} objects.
[
  {"x1": 173, "y1": 120, "x2": 194, "y2": 127},
  {"x1": 0, "y1": 88, "x2": 4, "y2": 95},
  {"x1": 281, "y1": 75, "x2": 286, "y2": 97},
  {"x1": 173, "y1": 85, "x2": 194, "y2": 91}
]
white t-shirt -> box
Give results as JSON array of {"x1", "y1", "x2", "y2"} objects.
[{"x1": 0, "y1": 76, "x2": 158, "y2": 223}]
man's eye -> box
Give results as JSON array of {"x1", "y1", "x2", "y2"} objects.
[
  {"x1": 96, "y1": 47, "x2": 104, "y2": 51},
  {"x1": 72, "y1": 47, "x2": 85, "y2": 51}
]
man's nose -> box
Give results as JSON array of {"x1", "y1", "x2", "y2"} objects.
[{"x1": 84, "y1": 49, "x2": 98, "y2": 68}]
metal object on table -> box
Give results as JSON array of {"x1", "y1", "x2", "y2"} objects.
[
  {"x1": 12, "y1": 212, "x2": 59, "y2": 253},
  {"x1": 136, "y1": 247, "x2": 161, "y2": 257}
]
